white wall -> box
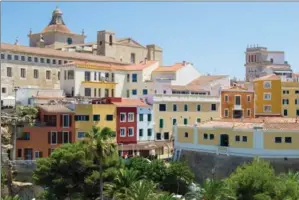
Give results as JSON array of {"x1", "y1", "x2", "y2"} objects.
[
  {"x1": 171, "y1": 63, "x2": 200, "y2": 85},
  {"x1": 267, "y1": 52, "x2": 285, "y2": 65},
  {"x1": 137, "y1": 106, "x2": 155, "y2": 141}
]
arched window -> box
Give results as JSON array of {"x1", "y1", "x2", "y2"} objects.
[
  {"x1": 109, "y1": 35, "x2": 113, "y2": 46},
  {"x1": 270, "y1": 58, "x2": 274, "y2": 63}
]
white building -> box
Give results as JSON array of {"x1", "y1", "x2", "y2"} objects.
[{"x1": 137, "y1": 106, "x2": 155, "y2": 142}]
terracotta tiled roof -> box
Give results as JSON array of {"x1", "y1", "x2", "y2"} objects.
[
  {"x1": 38, "y1": 105, "x2": 73, "y2": 113},
  {"x1": 221, "y1": 85, "x2": 252, "y2": 92},
  {"x1": 1, "y1": 43, "x2": 125, "y2": 65},
  {"x1": 111, "y1": 98, "x2": 149, "y2": 107},
  {"x1": 263, "y1": 123, "x2": 299, "y2": 131},
  {"x1": 154, "y1": 63, "x2": 185, "y2": 72},
  {"x1": 253, "y1": 74, "x2": 281, "y2": 81},
  {"x1": 42, "y1": 24, "x2": 72, "y2": 34}
]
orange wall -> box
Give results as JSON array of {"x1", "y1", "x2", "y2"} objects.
[{"x1": 221, "y1": 91, "x2": 255, "y2": 118}]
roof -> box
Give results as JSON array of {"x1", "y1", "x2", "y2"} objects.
[
  {"x1": 221, "y1": 85, "x2": 253, "y2": 92},
  {"x1": 154, "y1": 63, "x2": 185, "y2": 72},
  {"x1": 38, "y1": 104, "x2": 73, "y2": 113},
  {"x1": 1, "y1": 43, "x2": 125, "y2": 65},
  {"x1": 253, "y1": 74, "x2": 281, "y2": 81},
  {"x1": 116, "y1": 38, "x2": 145, "y2": 48},
  {"x1": 42, "y1": 24, "x2": 72, "y2": 34},
  {"x1": 111, "y1": 98, "x2": 149, "y2": 107}
]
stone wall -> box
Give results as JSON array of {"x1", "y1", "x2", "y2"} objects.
[{"x1": 180, "y1": 150, "x2": 299, "y2": 184}]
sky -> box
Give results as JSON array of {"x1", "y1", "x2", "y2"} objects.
[{"x1": 1, "y1": 2, "x2": 299, "y2": 79}]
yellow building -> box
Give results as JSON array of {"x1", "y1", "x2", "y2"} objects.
[
  {"x1": 254, "y1": 74, "x2": 282, "y2": 117},
  {"x1": 74, "y1": 103, "x2": 117, "y2": 141},
  {"x1": 281, "y1": 82, "x2": 299, "y2": 118},
  {"x1": 153, "y1": 94, "x2": 220, "y2": 141},
  {"x1": 174, "y1": 118, "x2": 299, "y2": 158}
]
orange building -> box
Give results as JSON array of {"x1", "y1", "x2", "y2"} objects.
[
  {"x1": 221, "y1": 85, "x2": 255, "y2": 119},
  {"x1": 16, "y1": 105, "x2": 75, "y2": 160}
]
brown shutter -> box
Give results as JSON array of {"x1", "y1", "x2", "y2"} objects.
[
  {"x1": 23, "y1": 149, "x2": 26, "y2": 159},
  {"x1": 48, "y1": 132, "x2": 51, "y2": 144},
  {"x1": 60, "y1": 115, "x2": 63, "y2": 127},
  {"x1": 48, "y1": 149, "x2": 51, "y2": 157},
  {"x1": 58, "y1": 132, "x2": 62, "y2": 144},
  {"x1": 69, "y1": 132, "x2": 72, "y2": 143},
  {"x1": 69, "y1": 115, "x2": 72, "y2": 127},
  {"x1": 40, "y1": 151, "x2": 43, "y2": 158}
]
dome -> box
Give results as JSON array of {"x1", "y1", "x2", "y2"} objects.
[
  {"x1": 53, "y1": 8, "x2": 63, "y2": 15},
  {"x1": 42, "y1": 7, "x2": 72, "y2": 34}
]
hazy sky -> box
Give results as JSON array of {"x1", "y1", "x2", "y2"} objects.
[{"x1": 2, "y1": 2, "x2": 299, "y2": 79}]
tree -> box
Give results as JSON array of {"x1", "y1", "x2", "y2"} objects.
[
  {"x1": 33, "y1": 142, "x2": 100, "y2": 200},
  {"x1": 82, "y1": 126, "x2": 117, "y2": 200},
  {"x1": 125, "y1": 180, "x2": 158, "y2": 200},
  {"x1": 1, "y1": 195, "x2": 21, "y2": 200}
]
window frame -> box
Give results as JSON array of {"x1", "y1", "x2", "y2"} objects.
[
  {"x1": 128, "y1": 127, "x2": 134, "y2": 137},
  {"x1": 263, "y1": 81, "x2": 272, "y2": 89},
  {"x1": 63, "y1": 131, "x2": 70, "y2": 143},
  {"x1": 120, "y1": 113, "x2": 127, "y2": 122},
  {"x1": 128, "y1": 112, "x2": 135, "y2": 122},
  {"x1": 120, "y1": 127, "x2": 126, "y2": 137},
  {"x1": 51, "y1": 131, "x2": 57, "y2": 145}
]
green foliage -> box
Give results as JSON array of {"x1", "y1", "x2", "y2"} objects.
[
  {"x1": 1, "y1": 167, "x2": 7, "y2": 188},
  {"x1": 1, "y1": 195, "x2": 21, "y2": 200},
  {"x1": 125, "y1": 180, "x2": 158, "y2": 200}
]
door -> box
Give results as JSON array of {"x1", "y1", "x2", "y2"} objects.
[{"x1": 220, "y1": 134, "x2": 229, "y2": 147}]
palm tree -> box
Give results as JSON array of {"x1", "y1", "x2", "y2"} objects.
[
  {"x1": 104, "y1": 168, "x2": 142, "y2": 199},
  {"x1": 83, "y1": 126, "x2": 117, "y2": 200},
  {"x1": 1, "y1": 195, "x2": 21, "y2": 200},
  {"x1": 155, "y1": 193, "x2": 179, "y2": 200},
  {"x1": 125, "y1": 180, "x2": 158, "y2": 200}
]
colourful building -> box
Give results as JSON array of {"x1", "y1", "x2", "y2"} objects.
[
  {"x1": 221, "y1": 85, "x2": 254, "y2": 119},
  {"x1": 253, "y1": 74, "x2": 282, "y2": 117},
  {"x1": 281, "y1": 82, "x2": 299, "y2": 117},
  {"x1": 16, "y1": 105, "x2": 75, "y2": 160},
  {"x1": 174, "y1": 118, "x2": 299, "y2": 159}
]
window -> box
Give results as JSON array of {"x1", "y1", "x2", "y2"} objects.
[
  {"x1": 34, "y1": 57, "x2": 38, "y2": 63},
  {"x1": 184, "y1": 104, "x2": 188, "y2": 111},
  {"x1": 297, "y1": 109, "x2": 299, "y2": 116},
  {"x1": 45, "y1": 70, "x2": 51, "y2": 79},
  {"x1": 20, "y1": 68, "x2": 26, "y2": 78},
  {"x1": 98, "y1": 88, "x2": 102, "y2": 97},
  {"x1": 159, "y1": 104, "x2": 166, "y2": 111},
  {"x1": 263, "y1": 81, "x2": 271, "y2": 89},
  {"x1": 157, "y1": 133, "x2": 161, "y2": 140},
  {"x1": 35, "y1": 151, "x2": 40, "y2": 159},
  {"x1": 14, "y1": 55, "x2": 19, "y2": 60},
  {"x1": 139, "y1": 129, "x2": 143, "y2": 137},
  {"x1": 120, "y1": 128, "x2": 126, "y2": 137},
  {"x1": 105, "y1": 88, "x2": 109, "y2": 97},
  {"x1": 283, "y1": 90, "x2": 290, "y2": 94},
  {"x1": 184, "y1": 132, "x2": 188, "y2": 138},
  {"x1": 295, "y1": 99, "x2": 299, "y2": 105},
  {"x1": 224, "y1": 109, "x2": 229, "y2": 117},
  {"x1": 1, "y1": 54, "x2": 4, "y2": 59},
  {"x1": 204, "y1": 133, "x2": 208, "y2": 140},
  {"x1": 211, "y1": 104, "x2": 216, "y2": 111},
  {"x1": 111, "y1": 73, "x2": 115, "y2": 82},
  {"x1": 132, "y1": 89, "x2": 137, "y2": 95},
  {"x1": 27, "y1": 56, "x2": 32, "y2": 62},
  {"x1": 21, "y1": 56, "x2": 25, "y2": 61},
  {"x1": 197, "y1": 118, "x2": 201, "y2": 123},
  {"x1": 285, "y1": 137, "x2": 292, "y2": 143},
  {"x1": 224, "y1": 95, "x2": 229, "y2": 102},
  {"x1": 127, "y1": 74, "x2": 130, "y2": 82},
  {"x1": 74, "y1": 115, "x2": 89, "y2": 121},
  {"x1": 93, "y1": 115, "x2": 100, "y2": 121},
  {"x1": 58, "y1": 60, "x2": 62, "y2": 65},
  {"x1": 128, "y1": 127, "x2": 134, "y2": 136},
  {"x1": 67, "y1": 70, "x2": 74, "y2": 79},
  {"x1": 120, "y1": 113, "x2": 126, "y2": 122},
  {"x1": 235, "y1": 135, "x2": 240, "y2": 142},
  {"x1": 58, "y1": 71, "x2": 60, "y2": 80},
  {"x1": 63, "y1": 131, "x2": 70, "y2": 143},
  {"x1": 247, "y1": 95, "x2": 251, "y2": 102},
  {"x1": 18, "y1": 132, "x2": 30, "y2": 140},
  {"x1": 44, "y1": 115, "x2": 57, "y2": 126},
  {"x1": 139, "y1": 114, "x2": 143, "y2": 121},
  {"x1": 147, "y1": 129, "x2": 152, "y2": 136},
  {"x1": 282, "y1": 99, "x2": 289, "y2": 105},
  {"x1": 109, "y1": 35, "x2": 113, "y2": 45},
  {"x1": 64, "y1": 60, "x2": 68, "y2": 64},
  {"x1": 46, "y1": 58, "x2": 50, "y2": 64},
  {"x1": 247, "y1": 109, "x2": 251, "y2": 117},
  {"x1": 94, "y1": 88, "x2": 97, "y2": 97},
  {"x1": 264, "y1": 105, "x2": 272, "y2": 112},
  {"x1": 126, "y1": 90, "x2": 130, "y2": 98},
  {"x1": 7, "y1": 54, "x2": 12, "y2": 60},
  {"x1": 106, "y1": 115, "x2": 113, "y2": 121},
  {"x1": 143, "y1": 89, "x2": 148, "y2": 95},
  {"x1": 197, "y1": 104, "x2": 201, "y2": 111},
  {"x1": 163, "y1": 90, "x2": 167, "y2": 94},
  {"x1": 283, "y1": 109, "x2": 288, "y2": 116},
  {"x1": 209, "y1": 134, "x2": 214, "y2": 140},
  {"x1": 63, "y1": 114, "x2": 70, "y2": 127},
  {"x1": 84, "y1": 88, "x2": 91, "y2": 96},
  {"x1": 242, "y1": 136, "x2": 247, "y2": 142},
  {"x1": 40, "y1": 58, "x2": 44, "y2": 63},
  {"x1": 295, "y1": 90, "x2": 299, "y2": 94},
  {"x1": 148, "y1": 114, "x2": 152, "y2": 122},
  {"x1": 173, "y1": 118, "x2": 177, "y2": 125},
  {"x1": 51, "y1": 132, "x2": 57, "y2": 144},
  {"x1": 159, "y1": 119, "x2": 164, "y2": 128},
  {"x1": 17, "y1": 149, "x2": 22, "y2": 158},
  {"x1": 131, "y1": 53, "x2": 136, "y2": 64},
  {"x1": 128, "y1": 113, "x2": 134, "y2": 122},
  {"x1": 85, "y1": 71, "x2": 91, "y2": 81},
  {"x1": 34, "y1": 69, "x2": 39, "y2": 79},
  {"x1": 264, "y1": 93, "x2": 271, "y2": 100},
  {"x1": 173, "y1": 104, "x2": 177, "y2": 112},
  {"x1": 1, "y1": 88, "x2": 6, "y2": 94},
  {"x1": 77, "y1": 132, "x2": 85, "y2": 139},
  {"x1": 184, "y1": 118, "x2": 188, "y2": 125},
  {"x1": 52, "y1": 60, "x2": 56, "y2": 65},
  {"x1": 275, "y1": 137, "x2": 282, "y2": 143},
  {"x1": 132, "y1": 74, "x2": 137, "y2": 82},
  {"x1": 164, "y1": 132, "x2": 169, "y2": 140}
]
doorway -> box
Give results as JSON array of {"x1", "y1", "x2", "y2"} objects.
[{"x1": 220, "y1": 134, "x2": 229, "y2": 147}]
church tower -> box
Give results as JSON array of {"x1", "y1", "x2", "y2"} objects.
[{"x1": 28, "y1": 7, "x2": 86, "y2": 49}]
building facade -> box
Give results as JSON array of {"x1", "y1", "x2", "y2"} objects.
[
  {"x1": 281, "y1": 82, "x2": 299, "y2": 118},
  {"x1": 16, "y1": 105, "x2": 75, "y2": 160},
  {"x1": 137, "y1": 106, "x2": 155, "y2": 142}
]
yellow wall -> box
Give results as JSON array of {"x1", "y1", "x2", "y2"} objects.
[
  {"x1": 254, "y1": 79, "x2": 282, "y2": 115},
  {"x1": 264, "y1": 132, "x2": 299, "y2": 150},
  {"x1": 281, "y1": 82, "x2": 299, "y2": 118},
  {"x1": 154, "y1": 101, "x2": 220, "y2": 138},
  {"x1": 177, "y1": 126, "x2": 194, "y2": 143},
  {"x1": 75, "y1": 104, "x2": 117, "y2": 140}
]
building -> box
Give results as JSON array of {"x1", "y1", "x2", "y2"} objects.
[
  {"x1": 16, "y1": 105, "x2": 75, "y2": 160},
  {"x1": 137, "y1": 106, "x2": 154, "y2": 142},
  {"x1": 245, "y1": 46, "x2": 292, "y2": 82},
  {"x1": 174, "y1": 118, "x2": 299, "y2": 159},
  {"x1": 253, "y1": 74, "x2": 282, "y2": 117},
  {"x1": 281, "y1": 81, "x2": 299, "y2": 118},
  {"x1": 221, "y1": 85, "x2": 254, "y2": 119}
]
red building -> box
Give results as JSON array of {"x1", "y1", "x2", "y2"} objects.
[{"x1": 16, "y1": 104, "x2": 75, "y2": 160}]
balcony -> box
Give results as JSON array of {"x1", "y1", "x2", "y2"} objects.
[{"x1": 234, "y1": 105, "x2": 242, "y2": 110}]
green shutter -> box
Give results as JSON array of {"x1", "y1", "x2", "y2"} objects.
[
  {"x1": 159, "y1": 119, "x2": 164, "y2": 128},
  {"x1": 173, "y1": 119, "x2": 177, "y2": 125},
  {"x1": 184, "y1": 118, "x2": 188, "y2": 125},
  {"x1": 148, "y1": 114, "x2": 152, "y2": 122},
  {"x1": 139, "y1": 114, "x2": 143, "y2": 121}
]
